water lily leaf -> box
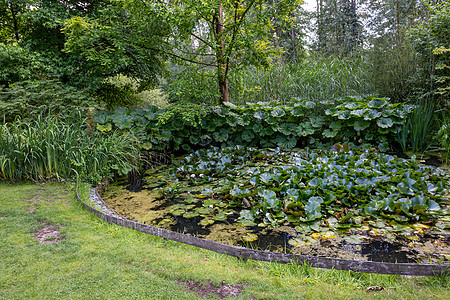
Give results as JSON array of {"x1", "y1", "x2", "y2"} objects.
[
  {"x1": 183, "y1": 211, "x2": 199, "y2": 218},
  {"x1": 171, "y1": 208, "x2": 186, "y2": 216},
  {"x1": 428, "y1": 200, "x2": 440, "y2": 211},
  {"x1": 242, "y1": 233, "x2": 258, "y2": 242},
  {"x1": 199, "y1": 218, "x2": 214, "y2": 226}
]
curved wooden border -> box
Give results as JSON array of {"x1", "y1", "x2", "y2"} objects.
[{"x1": 76, "y1": 188, "x2": 449, "y2": 276}]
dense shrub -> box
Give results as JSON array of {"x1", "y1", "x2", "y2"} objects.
[
  {"x1": 0, "y1": 79, "x2": 92, "y2": 122},
  {"x1": 94, "y1": 96, "x2": 413, "y2": 153}
]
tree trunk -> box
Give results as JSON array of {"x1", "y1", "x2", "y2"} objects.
[
  {"x1": 216, "y1": 2, "x2": 229, "y2": 104},
  {"x1": 9, "y1": 3, "x2": 20, "y2": 42}
]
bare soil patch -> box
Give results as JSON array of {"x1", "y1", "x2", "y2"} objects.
[
  {"x1": 31, "y1": 222, "x2": 65, "y2": 243},
  {"x1": 178, "y1": 279, "x2": 245, "y2": 299}
]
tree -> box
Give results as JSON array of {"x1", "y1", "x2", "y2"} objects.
[
  {"x1": 315, "y1": 0, "x2": 361, "y2": 56},
  {"x1": 409, "y1": 2, "x2": 450, "y2": 104},
  {"x1": 63, "y1": 0, "x2": 303, "y2": 104}
]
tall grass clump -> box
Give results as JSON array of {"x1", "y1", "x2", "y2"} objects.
[
  {"x1": 0, "y1": 114, "x2": 140, "y2": 183},
  {"x1": 397, "y1": 100, "x2": 435, "y2": 153},
  {"x1": 229, "y1": 55, "x2": 372, "y2": 105},
  {"x1": 438, "y1": 111, "x2": 450, "y2": 164}
]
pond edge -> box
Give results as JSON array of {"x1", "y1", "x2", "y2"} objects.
[{"x1": 75, "y1": 186, "x2": 449, "y2": 276}]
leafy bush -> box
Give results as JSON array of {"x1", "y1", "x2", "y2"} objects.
[
  {"x1": 97, "y1": 74, "x2": 170, "y2": 109},
  {"x1": 0, "y1": 79, "x2": 92, "y2": 122},
  {"x1": 166, "y1": 65, "x2": 220, "y2": 105},
  {"x1": 94, "y1": 96, "x2": 413, "y2": 153},
  {"x1": 0, "y1": 115, "x2": 140, "y2": 183},
  {"x1": 0, "y1": 43, "x2": 47, "y2": 86}
]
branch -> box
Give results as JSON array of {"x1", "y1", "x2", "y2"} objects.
[
  {"x1": 190, "y1": 32, "x2": 215, "y2": 49},
  {"x1": 139, "y1": 44, "x2": 217, "y2": 67}
]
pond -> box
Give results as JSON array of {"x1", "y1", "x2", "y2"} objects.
[{"x1": 101, "y1": 146, "x2": 450, "y2": 264}]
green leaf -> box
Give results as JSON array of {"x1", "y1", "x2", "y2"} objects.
[
  {"x1": 377, "y1": 117, "x2": 394, "y2": 128},
  {"x1": 271, "y1": 108, "x2": 286, "y2": 117},
  {"x1": 353, "y1": 120, "x2": 370, "y2": 131},
  {"x1": 253, "y1": 110, "x2": 266, "y2": 120},
  {"x1": 350, "y1": 109, "x2": 367, "y2": 117},
  {"x1": 309, "y1": 116, "x2": 324, "y2": 128},
  {"x1": 212, "y1": 128, "x2": 229, "y2": 142},
  {"x1": 368, "y1": 99, "x2": 387, "y2": 108},
  {"x1": 329, "y1": 121, "x2": 342, "y2": 131},
  {"x1": 364, "y1": 109, "x2": 382, "y2": 120},
  {"x1": 242, "y1": 130, "x2": 255, "y2": 142},
  {"x1": 96, "y1": 122, "x2": 112, "y2": 132},
  {"x1": 322, "y1": 129, "x2": 338, "y2": 138}
]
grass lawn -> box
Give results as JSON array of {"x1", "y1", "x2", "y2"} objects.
[{"x1": 0, "y1": 182, "x2": 449, "y2": 299}]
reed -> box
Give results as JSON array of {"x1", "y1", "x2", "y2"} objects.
[{"x1": 229, "y1": 56, "x2": 371, "y2": 105}]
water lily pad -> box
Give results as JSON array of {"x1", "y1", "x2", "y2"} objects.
[{"x1": 242, "y1": 233, "x2": 258, "y2": 242}]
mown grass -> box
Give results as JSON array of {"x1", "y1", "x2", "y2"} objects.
[{"x1": 0, "y1": 182, "x2": 449, "y2": 299}]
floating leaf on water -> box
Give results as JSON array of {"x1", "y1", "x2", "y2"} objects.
[
  {"x1": 199, "y1": 218, "x2": 214, "y2": 226},
  {"x1": 171, "y1": 209, "x2": 186, "y2": 216},
  {"x1": 195, "y1": 207, "x2": 212, "y2": 215},
  {"x1": 288, "y1": 238, "x2": 307, "y2": 247},
  {"x1": 242, "y1": 233, "x2": 258, "y2": 242},
  {"x1": 343, "y1": 235, "x2": 364, "y2": 244},
  {"x1": 183, "y1": 211, "x2": 199, "y2": 218}
]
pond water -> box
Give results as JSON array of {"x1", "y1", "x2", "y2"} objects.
[{"x1": 100, "y1": 148, "x2": 450, "y2": 264}]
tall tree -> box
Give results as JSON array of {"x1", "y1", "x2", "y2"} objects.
[
  {"x1": 63, "y1": 0, "x2": 303, "y2": 104},
  {"x1": 315, "y1": 0, "x2": 361, "y2": 56}
]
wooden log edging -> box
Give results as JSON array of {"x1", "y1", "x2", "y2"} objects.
[{"x1": 76, "y1": 188, "x2": 449, "y2": 277}]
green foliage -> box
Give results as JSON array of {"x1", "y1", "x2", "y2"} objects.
[
  {"x1": 397, "y1": 101, "x2": 435, "y2": 153},
  {"x1": 174, "y1": 146, "x2": 449, "y2": 227},
  {"x1": 409, "y1": 3, "x2": 450, "y2": 103},
  {"x1": 438, "y1": 111, "x2": 450, "y2": 164},
  {"x1": 0, "y1": 79, "x2": 92, "y2": 122},
  {"x1": 0, "y1": 43, "x2": 46, "y2": 86},
  {"x1": 166, "y1": 66, "x2": 220, "y2": 105},
  {"x1": 94, "y1": 96, "x2": 412, "y2": 152},
  {"x1": 228, "y1": 56, "x2": 371, "y2": 105},
  {"x1": 0, "y1": 114, "x2": 140, "y2": 183},
  {"x1": 365, "y1": 36, "x2": 417, "y2": 102},
  {"x1": 62, "y1": 9, "x2": 167, "y2": 93}
]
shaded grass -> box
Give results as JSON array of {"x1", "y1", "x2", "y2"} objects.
[{"x1": 0, "y1": 182, "x2": 449, "y2": 299}]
